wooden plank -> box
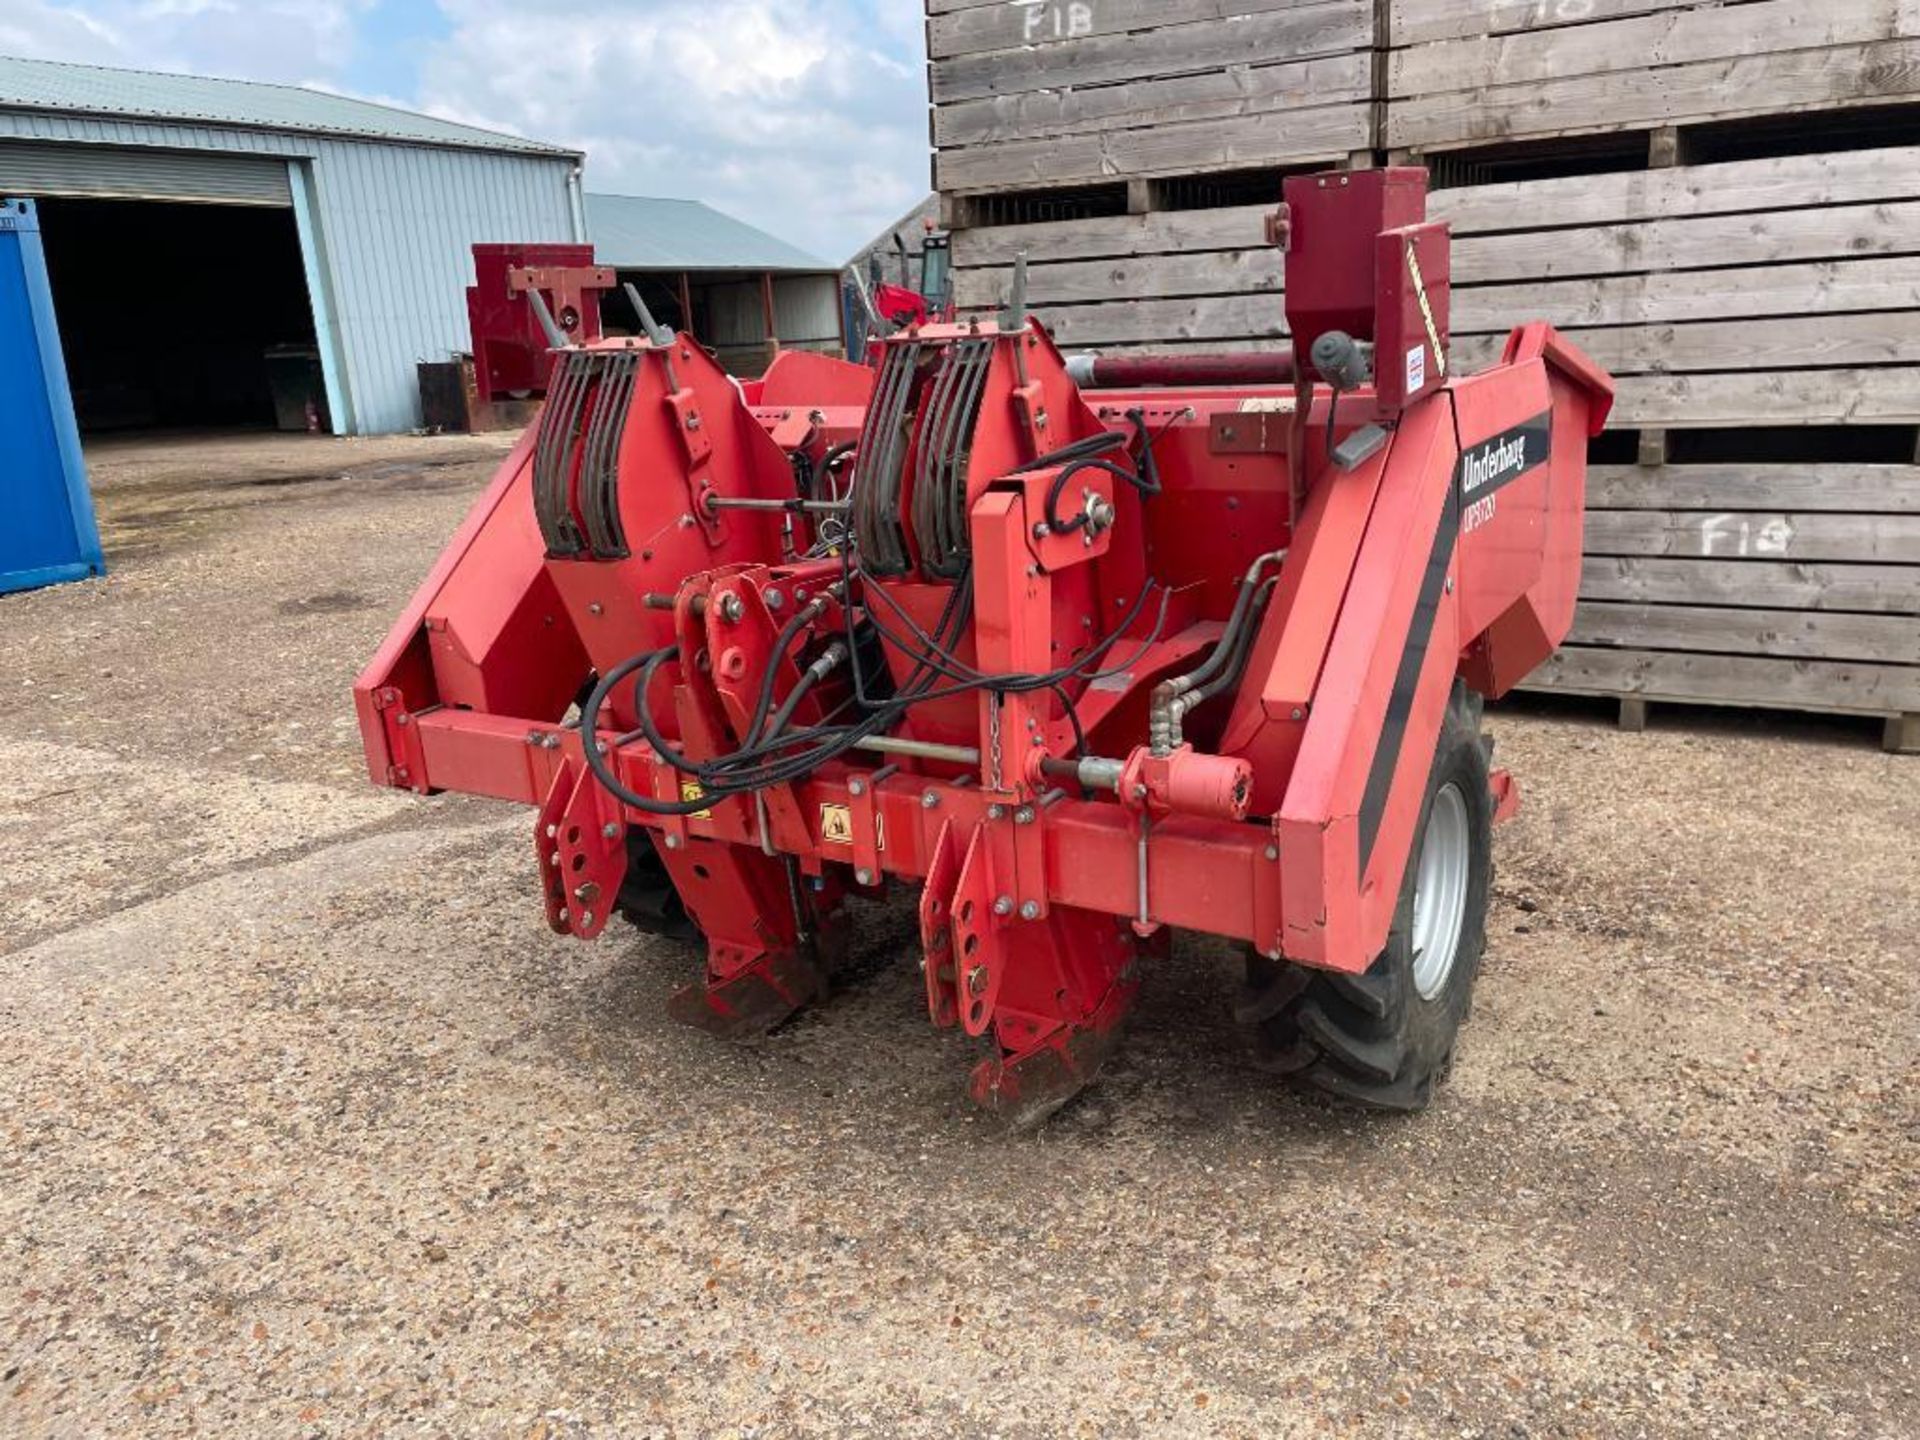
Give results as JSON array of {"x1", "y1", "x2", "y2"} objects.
[
  {"x1": 959, "y1": 205, "x2": 1920, "y2": 307},
  {"x1": 1570, "y1": 601, "x2": 1920, "y2": 664},
  {"x1": 1609, "y1": 370, "x2": 1920, "y2": 428},
  {"x1": 1579, "y1": 556, "x2": 1920, "y2": 614},
  {"x1": 932, "y1": 4, "x2": 1372, "y2": 104},
  {"x1": 1451, "y1": 312, "x2": 1920, "y2": 376},
  {"x1": 979, "y1": 255, "x2": 1920, "y2": 339},
  {"x1": 955, "y1": 248, "x2": 1286, "y2": 309},
  {"x1": 935, "y1": 52, "x2": 1369, "y2": 147},
  {"x1": 937, "y1": 104, "x2": 1371, "y2": 193},
  {"x1": 931, "y1": 0, "x2": 1344, "y2": 59},
  {"x1": 1388, "y1": 0, "x2": 1729, "y2": 47},
  {"x1": 1386, "y1": 38, "x2": 1920, "y2": 151},
  {"x1": 1526, "y1": 646, "x2": 1920, "y2": 714},
  {"x1": 1584, "y1": 511, "x2": 1920, "y2": 563},
  {"x1": 949, "y1": 147, "x2": 1920, "y2": 265},
  {"x1": 1450, "y1": 202, "x2": 1920, "y2": 286},
  {"x1": 1589, "y1": 464, "x2": 1920, "y2": 514},
  {"x1": 1437, "y1": 146, "x2": 1920, "y2": 235},
  {"x1": 1449, "y1": 259, "x2": 1920, "y2": 333},
  {"x1": 1391, "y1": 0, "x2": 1920, "y2": 97},
  {"x1": 1026, "y1": 292, "x2": 1291, "y2": 346}
]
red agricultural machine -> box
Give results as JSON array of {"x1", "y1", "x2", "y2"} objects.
[{"x1": 357, "y1": 169, "x2": 1612, "y2": 1123}]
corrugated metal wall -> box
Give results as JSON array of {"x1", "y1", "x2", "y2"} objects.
[
  {"x1": 772, "y1": 274, "x2": 842, "y2": 348},
  {"x1": 0, "y1": 112, "x2": 578, "y2": 434}
]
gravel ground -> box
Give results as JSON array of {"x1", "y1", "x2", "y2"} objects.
[{"x1": 2, "y1": 431, "x2": 1914, "y2": 1439}]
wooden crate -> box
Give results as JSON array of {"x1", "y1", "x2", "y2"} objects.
[
  {"x1": 929, "y1": 0, "x2": 1378, "y2": 206},
  {"x1": 951, "y1": 145, "x2": 1920, "y2": 429},
  {"x1": 1385, "y1": 0, "x2": 1920, "y2": 156},
  {"x1": 1546, "y1": 461, "x2": 1920, "y2": 750},
  {"x1": 945, "y1": 144, "x2": 1920, "y2": 743}
]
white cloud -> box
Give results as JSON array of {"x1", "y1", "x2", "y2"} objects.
[
  {"x1": 2, "y1": 0, "x2": 930, "y2": 263},
  {"x1": 416, "y1": 0, "x2": 930, "y2": 262},
  {"x1": 0, "y1": 0, "x2": 372, "y2": 86}
]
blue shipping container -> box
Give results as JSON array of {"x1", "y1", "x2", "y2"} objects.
[{"x1": 1, "y1": 197, "x2": 103, "y2": 594}]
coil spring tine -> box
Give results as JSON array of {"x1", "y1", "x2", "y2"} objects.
[
  {"x1": 912, "y1": 345, "x2": 964, "y2": 575},
  {"x1": 535, "y1": 354, "x2": 588, "y2": 556},
  {"x1": 934, "y1": 340, "x2": 990, "y2": 572},
  {"x1": 554, "y1": 351, "x2": 598, "y2": 555},
  {"x1": 853, "y1": 343, "x2": 911, "y2": 570},
  {"x1": 940, "y1": 341, "x2": 993, "y2": 575}
]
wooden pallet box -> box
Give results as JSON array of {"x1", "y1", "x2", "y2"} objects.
[
  {"x1": 929, "y1": 0, "x2": 1379, "y2": 206},
  {"x1": 1385, "y1": 0, "x2": 1920, "y2": 156}
]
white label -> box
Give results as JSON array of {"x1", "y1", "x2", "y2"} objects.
[{"x1": 1406, "y1": 344, "x2": 1427, "y2": 393}]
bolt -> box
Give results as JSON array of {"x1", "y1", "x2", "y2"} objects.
[
  {"x1": 1014, "y1": 806, "x2": 1035, "y2": 825},
  {"x1": 1290, "y1": 708, "x2": 1304, "y2": 721},
  {"x1": 993, "y1": 895, "x2": 1014, "y2": 917},
  {"x1": 686, "y1": 413, "x2": 702, "y2": 431},
  {"x1": 987, "y1": 804, "x2": 1006, "y2": 821},
  {"x1": 396, "y1": 713, "x2": 410, "y2": 726},
  {"x1": 849, "y1": 780, "x2": 865, "y2": 797},
  {"x1": 1265, "y1": 845, "x2": 1279, "y2": 861},
  {"x1": 573, "y1": 881, "x2": 602, "y2": 905},
  {"x1": 1019, "y1": 900, "x2": 1040, "y2": 921},
  {"x1": 602, "y1": 822, "x2": 621, "y2": 839},
  {"x1": 588, "y1": 601, "x2": 604, "y2": 616},
  {"x1": 717, "y1": 592, "x2": 745, "y2": 624},
  {"x1": 856, "y1": 868, "x2": 874, "y2": 885},
  {"x1": 581, "y1": 911, "x2": 594, "y2": 928},
  {"x1": 765, "y1": 590, "x2": 786, "y2": 611},
  {"x1": 921, "y1": 790, "x2": 940, "y2": 809},
  {"x1": 664, "y1": 834, "x2": 682, "y2": 850},
  {"x1": 1445, "y1": 577, "x2": 1456, "y2": 594},
  {"x1": 966, "y1": 965, "x2": 989, "y2": 996}
]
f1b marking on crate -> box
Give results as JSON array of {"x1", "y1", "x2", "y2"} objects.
[{"x1": 1023, "y1": 2, "x2": 1094, "y2": 42}]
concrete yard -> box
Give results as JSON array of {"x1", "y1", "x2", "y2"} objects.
[{"x1": 2, "y1": 432, "x2": 1915, "y2": 1439}]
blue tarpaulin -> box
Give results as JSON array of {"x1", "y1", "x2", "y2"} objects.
[{"x1": 0, "y1": 196, "x2": 103, "y2": 595}]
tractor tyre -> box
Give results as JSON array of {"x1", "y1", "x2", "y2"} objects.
[
  {"x1": 1241, "y1": 686, "x2": 1492, "y2": 1111},
  {"x1": 614, "y1": 829, "x2": 703, "y2": 947}
]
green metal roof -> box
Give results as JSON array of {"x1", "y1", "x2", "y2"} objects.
[
  {"x1": 586, "y1": 192, "x2": 831, "y2": 273},
  {"x1": 0, "y1": 54, "x2": 577, "y2": 157}
]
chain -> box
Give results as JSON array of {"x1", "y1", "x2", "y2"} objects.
[{"x1": 988, "y1": 692, "x2": 1004, "y2": 790}]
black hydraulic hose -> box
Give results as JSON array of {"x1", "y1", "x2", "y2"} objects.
[
  {"x1": 744, "y1": 600, "x2": 829, "y2": 749},
  {"x1": 1189, "y1": 579, "x2": 1277, "y2": 708},
  {"x1": 814, "y1": 440, "x2": 858, "y2": 500},
  {"x1": 580, "y1": 648, "x2": 722, "y2": 816},
  {"x1": 1176, "y1": 560, "x2": 1271, "y2": 696}
]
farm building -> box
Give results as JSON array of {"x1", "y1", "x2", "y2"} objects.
[
  {"x1": 927, "y1": 0, "x2": 1920, "y2": 749},
  {"x1": 587, "y1": 192, "x2": 843, "y2": 376},
  {"x1": 0, "y1": 54, "x2": 582, "y2": 436}
]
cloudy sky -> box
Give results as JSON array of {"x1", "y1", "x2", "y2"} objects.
[{"x1": 0, "y1": 0, "x2": 933, "y2": 261}]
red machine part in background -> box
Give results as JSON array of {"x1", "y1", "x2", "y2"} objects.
[{"x1": 467, "y1": 244, "x2": 615, "y2": 406}]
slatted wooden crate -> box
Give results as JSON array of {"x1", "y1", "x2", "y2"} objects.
[
  {"x1": 946, "y1": 145, "x2": 1920, "y2": 745},
  {"x1": 929, "y1": 0, "x2": 1378, "y2": 210},
  {"x1": 929, "y1": 0, "x2": 1920, "y2": 746},
  {"x1": 1385, "y1": 0, "x2": 1920, "y2": 158}
]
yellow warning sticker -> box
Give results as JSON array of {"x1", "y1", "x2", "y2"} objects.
[
  {"x1": 682, "y1": 781, "x2": 712, "y2": 820},
  {"x1": 819, "y1": 803, "x2": 884, "y2": 849}
]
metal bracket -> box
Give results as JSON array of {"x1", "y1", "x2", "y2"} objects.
[
  {"x1": 665, "y1": 383, "x2": 724, "y2": 541},
  {"x1": 948, "y1": 823, "x2": 1006, "y2": 1037},
  {"x1": 535, "y1": 759, "x2": 628, "y2": 941},
  {"x1": 372, "y1": 685, "x2": 427, "y2": 790},
  {"x1": 920, "y1": 819, "x2": 964, "y2": 1028}
]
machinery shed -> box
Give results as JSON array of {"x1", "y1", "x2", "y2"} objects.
[
  {"x1": 0, "y1": 55, "x2": 583, "y2": 436},
  {"x1": 585, "y1": 192, "x2": 842, "y2": 376}
]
